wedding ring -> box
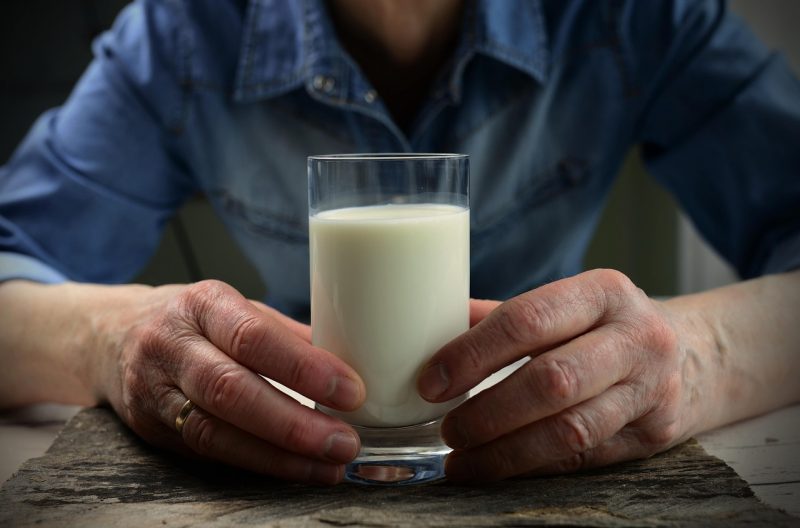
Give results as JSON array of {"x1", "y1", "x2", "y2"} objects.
[{"x1": 175, "y1": 399, "x2": 196, "y2": 434}]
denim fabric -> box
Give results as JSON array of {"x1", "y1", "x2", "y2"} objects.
[{"x1": 1, "y1": 0, "x2": 799, "y2": 318}]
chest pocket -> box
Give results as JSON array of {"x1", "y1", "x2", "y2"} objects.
[
  {"x1": 203, "y1": 97, "x2": 358, "y2": 246},
  {"x1": 211, "y1": 188, "x2": 309, "y2": 244},
  {"x1": 471, "y1": 157, "x2": 590, "y2": 249}
]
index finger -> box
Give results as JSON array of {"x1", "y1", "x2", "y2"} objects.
[
  {"x1": 249, "y1": 299, "x2": 312, "y2": 344},
  {"x1": 181, "y1": 280, "x2": 364, "y2": 410},
  {"x1": 418, "y1": 269, "x2": 630, "y2": 402}
]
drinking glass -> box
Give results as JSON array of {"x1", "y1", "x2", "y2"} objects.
[{"x1": 308, "y1": 153, "x2": 469, "y2": 485}]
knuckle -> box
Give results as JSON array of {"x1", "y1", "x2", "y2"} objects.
[
  {"x1": 498, "y1": 295, "x2": 556, "y2": 343},
  {"x1": 188, "y1": 413, "x2": 217, "y2": 456},
  {"x1": 282, "y1": 415, "x2": 314, "y2": 451},
  {"x1": 613, "y1": 309, "x2": 677, "y2": 366},
  {"x1": 286, "y1": 351, "x2": 316, "y2": 390},
  {"x1": 591, "y1": 269, "x2": 637, "y2": 314},
  {"x1": 203, "y1": 364, "x2": 253, "y2": 414},
  {"x1": 190, "y1": 279, "x2": 230, "y2": 302},
  {"x1": 228, "y1": 314, "x2": 263, "y2": 361},
  {"x1": 530, "y1": 358, "x2": 578, "y2": 407},
  {"x1": 641, "y1": 420, "x2": 681, "y2": 452},
  {"x1": 553, "y1": 410, "x2": 596, "y2": 455},
  {"x1": 593, "y1": 269, "x2": 636, "y2": 294},
  {"x1": 178, "y1": 280, "x2": 230, "y2": 318},
  {"x1": 555, "y1": 452, "x2": 589, "y2": 473}
]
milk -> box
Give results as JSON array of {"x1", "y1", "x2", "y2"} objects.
[{"x1": 310, "y1": 204, "x2": 469, "y2": 427}]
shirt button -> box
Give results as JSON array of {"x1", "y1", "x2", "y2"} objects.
[
  {"x1": 312, "y1": 75, "x2": 336, "y2": 93},
  {"x1": 364, "y1": 90, "x2": 377, "y2": 103}
]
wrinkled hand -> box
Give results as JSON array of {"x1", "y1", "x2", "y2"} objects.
[
  {"x1": 418, "y1": 269, "x2": 700, "y2": 481},
  {"x1": 97, "y1": 280, "x2": 365, "y2": 484}
]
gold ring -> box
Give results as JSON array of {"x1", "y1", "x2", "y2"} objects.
[{"x1": 175, "y1": 399, "x2": 196, "y2": 434}]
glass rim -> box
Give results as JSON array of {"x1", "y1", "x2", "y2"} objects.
[{"x1": 308, "y1": 153, "x2": 468, "y2": 162}]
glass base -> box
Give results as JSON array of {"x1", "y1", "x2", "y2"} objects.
[{"x1": 345, "y1": 417, "x2": 450, "y2": 486}]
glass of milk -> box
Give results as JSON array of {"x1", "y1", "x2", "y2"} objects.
[{"x1": 308, "y1": 153, "x2": 469, "y2": 485}]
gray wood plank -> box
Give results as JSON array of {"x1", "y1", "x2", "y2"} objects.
[
  {"x1": 702, "y1": 443, "x2": 800, "y2": 485},
  {"x1": 0, "y1": 408, "x2": 798, "y2": 527},
  {"x1": 698, "y1": 404, "x2": 800, "y2": 516},
  {"x1": 749, "y1": 483, "x2": 800, "y2": 518}
]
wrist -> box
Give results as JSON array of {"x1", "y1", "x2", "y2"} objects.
[
  {"x1": 0, "y1": 280, "x2": 120, "y2": 407},
  {"x1": 73, "y1": 282, "x2": 162, "y2": 407},
  {"x1": 661, "y1": 273, "x2": 800, "y2": 435},
  {"x1": 1, "y1": 280, "x2": 163, "y2": 408},
  {"x1": 657, "y1": 297, "x2": 730, "y2": 436}
]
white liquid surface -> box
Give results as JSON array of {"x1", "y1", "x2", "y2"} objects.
[{"x1": 310, "y1": 204, "x2": 469, "y2": 427}]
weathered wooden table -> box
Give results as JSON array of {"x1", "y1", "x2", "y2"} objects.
[{"x1": 0, "y1": 407, "x2": 797, "y2": 527}]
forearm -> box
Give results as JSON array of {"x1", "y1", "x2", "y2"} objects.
[
  {"x1": 0, "y1": 280, "x2": 153, "y2": 409},
  {"x1": 663, "y1": 269, "x2": 800, "y2": 433}
]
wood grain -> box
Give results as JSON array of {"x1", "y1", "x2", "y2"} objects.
[{"x1": 0, "y1": 408, "x2": 798, "y2": 527}]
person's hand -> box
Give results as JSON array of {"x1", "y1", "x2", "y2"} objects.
[
  {"x1": 93, "y1": 280, "x2": 365, "y2": 484},
  {"x1": 418, "y1": 269, "x2": 708, "y2": 481}
]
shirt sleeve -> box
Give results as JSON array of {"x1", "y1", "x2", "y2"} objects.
[
  {"x1": 0, "y1": 0, "x2": 197, "y2": 285},
  {"x1": 632, "y1": 0, "x2": 800, "y2": 279}
]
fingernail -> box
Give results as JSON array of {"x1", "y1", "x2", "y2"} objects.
[
  {"x1": 308, "y1": 463, "x2": 344, "y2": 485},
  {"x1": 328, "y1": 376, "x2": 362, "y2": 410},
  {"x1": 324, "y1": 431, "x2": 360, "y2": 463},
  {"x1": 442, "y1": 415, "x2": 469, "y2": 449},
  {"x1": 445, "y1": 451, "x2": 477, "y2": 482},
  {"x1": 418, "y1": 363, "x2": 450, "y2": 400}
]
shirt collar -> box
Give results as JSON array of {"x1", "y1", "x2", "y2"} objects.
[
  {"x1": 232, "y1": 0, "x2": 549, "y2": 104},
  {"x1": 470, "y1": 0, "x2": 549, "y2": 83}
]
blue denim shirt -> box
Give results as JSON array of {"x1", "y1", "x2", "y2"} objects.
[{"x1": 1, "y1": 0, "x2": 799, "y2": 318}]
